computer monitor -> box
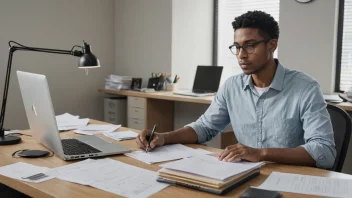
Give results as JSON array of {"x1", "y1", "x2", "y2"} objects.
[{"x1": 192, "y1": 66, "x2": 223, "y2": 93}]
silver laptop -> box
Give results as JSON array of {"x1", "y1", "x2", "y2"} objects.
[
  {"x1": 17, "y1": 71, "x2": 130, "y2": 161},
  {"x1": 173, "y1": 66, "x2": 223, "y2": 97}
]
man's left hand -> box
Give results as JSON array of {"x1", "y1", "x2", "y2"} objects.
[{"x1": 218, "y1": 143, "x2": 265, "y2": 162}]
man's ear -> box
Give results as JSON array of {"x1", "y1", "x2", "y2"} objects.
[{"x1": 269, "y1": 39, "x2": 278, "y2": 52}]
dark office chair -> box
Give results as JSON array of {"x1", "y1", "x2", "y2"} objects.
[{"x1": 327, "y1": 104, "x2": 352, "y2": 172}]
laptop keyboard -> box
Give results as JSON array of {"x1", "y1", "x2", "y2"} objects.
[{"x1": 61, "y1": 138, "x2": 102, "y2": 155}]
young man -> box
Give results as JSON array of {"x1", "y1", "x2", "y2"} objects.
[{"x1": 136, "y1": 11, "x2": 336, "y2": 168}]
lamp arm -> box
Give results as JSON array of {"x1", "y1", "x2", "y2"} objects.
[
  {"x1": 0, "y1": 45, "x2": 83, "y2": 137},
  {"x1": 0, "y1": 48, "x2": 15, "y2": 136}
]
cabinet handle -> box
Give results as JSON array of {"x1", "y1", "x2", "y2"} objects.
[{"x1": 134, "y1": 122, "x2": 138, "y2": 124}]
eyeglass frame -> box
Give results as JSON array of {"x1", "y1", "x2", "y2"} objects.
[{"x1": 229, "y1": 39, "x2": 270, "y2": 55}]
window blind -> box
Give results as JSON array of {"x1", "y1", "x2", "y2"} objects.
[
  {"x1": 216, "y1": 0, "x2": 280, "y2": 84},
  {"x1": 339, "y1": 0, "x2": 352, "y2": 92}
]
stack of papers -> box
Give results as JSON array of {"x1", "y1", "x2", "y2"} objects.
[
  {"x1": 47, "y1": 158, "x2": 169, "y2": 198},
  {"x1": 125, "y1": 144, "x2": 213, "y2": 164},
  {"x1": 158, "y1": 155, "x2": 263, "y2": 194},
  {"x1": 105, "y1": 74, "x2": 132, "y2": 90},
  {"x1": 323, "y1": 94, "x2": 343, "y2": 103},
  {"x1": 56, "y1": 113, "x2": 89, "y2": 131},
  {"x1": 74, "y1": 124, "x2": 121, "y2": 135},
  {"x1": 257, "y1": 172, "x2": 352, "y2": 198},
  {"x1": 160, "y1": 155, "x2": 263, "y2": 181},
  {"x1": 103, "y1": 130, "x2": 139, "y2": 141},
  {"x1": 0, "y1": 162, "x2": 54, "y2": 183}
]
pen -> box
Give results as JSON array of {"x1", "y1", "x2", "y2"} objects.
[
  {"x1": 146, "y1": 124, "x2": 157, "y2": 153},
  {"x1": 173, "y1": 75, "x2": 178, "y2": 83}
]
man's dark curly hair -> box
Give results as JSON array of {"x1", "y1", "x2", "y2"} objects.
[{"x1": 232, "y1": 10, "x2": 279, "y2": 40}]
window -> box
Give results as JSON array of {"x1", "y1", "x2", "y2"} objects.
[
  {"x1": 214, "y1": 0, "x2": 280, "y2": 84},
  {"x1": 336, "y1": 0, "x2": 352, "y2": 92}
]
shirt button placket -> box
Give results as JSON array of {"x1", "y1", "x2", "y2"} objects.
[{"x1": 257, "y1": 98, "x2": 264, "y2": 148}]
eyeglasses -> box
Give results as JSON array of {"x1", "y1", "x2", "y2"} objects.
[{"x1": 229, "y1": 39, "x2": 269, "y2": 55}]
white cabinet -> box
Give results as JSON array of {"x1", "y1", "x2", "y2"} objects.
[
  {"x1": 128, "y1": 96, "x2": 146, "y2": 109},
  {"x1": 104, "y1": 97, "x2": 127, "y2": 126},
  {"x1": 127, "y1": 118, "x2": 145, "y2": 130},
  {"x1": 127, "y1": 96, "x2": 146, "y2": 130}
]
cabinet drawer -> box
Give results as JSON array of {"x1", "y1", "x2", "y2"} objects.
[
  {"x1": 128, "y1": 118, "x2": 145, "y2": 130},
  {"x1": 128, "y1": 96, "x2": 145, "y2": 109},
  {"x1": 128, "y1": 107, "x2": 145, "y2": 120}
]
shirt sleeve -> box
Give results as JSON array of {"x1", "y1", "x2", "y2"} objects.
[
  {"x1": 185, "y1": 80, "x2": 231, "y2": 144},
  {"x1": 299, "y1": 82, "x2": 337, "y2": 169}
]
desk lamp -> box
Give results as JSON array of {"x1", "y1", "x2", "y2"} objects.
[{"x1": 0, "y1": 41, "x2": 100, "y2": 145}]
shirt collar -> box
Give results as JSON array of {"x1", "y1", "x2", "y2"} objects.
[
  {"x1": 242, "y1": 59, "x2": 285, "y2": 92},
  {"x1": 269, "y1": 59, "x2": 285, "y2": 91},
  {"x1": 243, "y1": 74, "x2": 253, "y2": 90}
]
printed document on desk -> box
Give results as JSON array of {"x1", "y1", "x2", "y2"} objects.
[
  {"x1": 257, "y1": 172, "x2": 352, "y2": 198},
  {"x1": 55, "y1": 113, "x2": 79, "y2": 122},
  {"x1": 103, "y1": 130, "x2": 138, "y2": 141},
  {"x1": 0, "y1": 162, "x2": 54, "y2": 183},
  {"x1": 56, "y1": 113, "x2": 89, "y2": 131},
  {"x1": 47, "y1": 158, "x2": 168, "y2": 198},
  {"x1": 74, "y1": 124, "x2": 121, "y2": 135},
  {"x1": 124, "y1": 144, "x2": 212, "y2": 164}
]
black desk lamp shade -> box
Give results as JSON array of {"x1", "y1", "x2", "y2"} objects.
[{"x1": 0, "y1": 41, "x2": 100, "y2": 145}]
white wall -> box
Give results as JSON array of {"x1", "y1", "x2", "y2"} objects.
[
  {"x1": 278, "y1": 0, "x2": 339, "y2": 94},
  {"x1": 275, "y1": 0, "x2": 352, "y2": 174},
  {"x1": 0, "y1": 0, "x2": 115, "y2": 130},
  {"x1": 114, "y1": 0, "x2": 172, "y2": 87},
  {"x1": 171, "y1": 0, "x2": 214, "y2": 89},
  {"x1": 171, "y1": 0, "x2": 222, "y2": 147}
]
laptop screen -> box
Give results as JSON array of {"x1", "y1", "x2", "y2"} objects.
[{"x1": 192, "y1": 66, "x2": 223, "y2": 93}]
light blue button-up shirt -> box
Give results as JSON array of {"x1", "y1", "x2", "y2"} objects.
[{"x1": 187, "y1": 60, "x2": 336, "y2": 168}]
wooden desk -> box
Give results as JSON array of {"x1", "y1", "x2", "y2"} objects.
[
  {"x1": 99, "y1": 89, "x2": 215, "y2": 133},
  {"x1": 100, "y1": 89, "x2": 214, "y2": 105},
  {"x1": 331, "y1": 102, "x2": 352, "y2": 111},
  {"x1": 99, "y1": 89, "x2": 352, "y2": 110},
  {"x1": 1, "y1": 120, "x2": 351, "y2": 198},
  {"x1": 99, "y1": 89, "x2": 352, "y2": 131}
]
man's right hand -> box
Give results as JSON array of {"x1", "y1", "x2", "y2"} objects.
[{"x1": 136, "y1": 130, "x2": 166, "y2": 151}]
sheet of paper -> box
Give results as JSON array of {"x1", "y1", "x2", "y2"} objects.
[
  {"x1": 78, "y1": 124, "x2": 121, "y2": 131},
  {"x1": 47, "y1": 158, "x2": 168, "y2": 198},
  {"x1": 74, "y1": 124, "x2": 121, "y2": 135},
  {"x1": 57, "y1": 118, "x2": 90, "y2": 131},
  {"x1": 89, "y1": 159, "x2": 169, "y2": 198},
  {"x1": 55, "y1": 113, "x2": 79, "y2": 122},
  {"x1": 125, "y1": 144, "x2": 214, "y2": 164},
  {"x1": 47, "y1": 159, "x2": 103, "y2": 185},
  {"x1": 0, "y1": 162, "x2": 54, "y2": 183},
  {"x1": 160, "y1": 154, "x2": 264, "y2": 181},
  {"x1": 194, "y1": 148, "x2": 213, "y2": 155},
  {"x1": 103, "y1": 130, "x2": 138, "y2": 141},
  {"x1": 257, "y1": 172, "x2": 352, "y2": 198},
  {"x1": 4, "y1": 130, "x2": 21, "y2": 135},
  {"x1": 323, "y1": 94, "x2": 343, "y2": 103},
  {"x1": 74, "y1": 130, "x2": 102, "y2": 136}
]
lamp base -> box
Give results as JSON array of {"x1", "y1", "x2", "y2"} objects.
[{"x1": 0, "y1": 136, "x2": 21, "y2": 145}]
